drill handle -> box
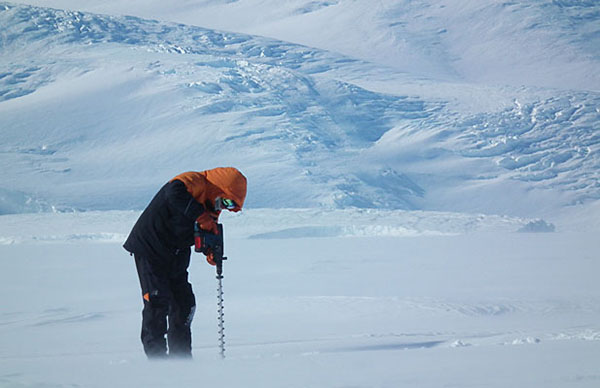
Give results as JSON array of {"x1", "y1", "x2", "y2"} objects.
[
  {"x1": 194, "y1": 222, "x2": 227, "y2": 277},
  {"x1": 194, "y1": 222, "x2": 224, "y2": 253}
]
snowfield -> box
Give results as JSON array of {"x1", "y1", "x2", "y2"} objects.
[
  {"x1": 1, "y1": 210, "x2": 600, "y2": 387},
  {"x1": 1, "y1": 0, "x2": 600, "y2": 387}
]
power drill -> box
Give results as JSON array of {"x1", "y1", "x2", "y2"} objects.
[{"x1": 194, "y1": 222, "x2": 227, "y2": 276}]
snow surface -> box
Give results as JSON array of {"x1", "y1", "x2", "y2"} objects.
[
  {"x1": 1, "y1": 211, "x2": 600, "y2": 387},
  {"x1": 1, "y1": 0, "x2": 600, "y2": 387}
]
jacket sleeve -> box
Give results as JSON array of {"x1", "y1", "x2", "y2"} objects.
[{"x1": 164, "y1": 179, "x2": 205, "y2": 220}]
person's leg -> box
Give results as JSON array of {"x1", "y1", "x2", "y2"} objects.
[
  {"x1": 167, "y1": 281, "x2": 195, "y2": 357},
  {"x1": 167, "y1": 250, "x2": 196, "y2": 357},
  {"x1": 134, "y1": 254, "x2": 171, "y2": 358}
]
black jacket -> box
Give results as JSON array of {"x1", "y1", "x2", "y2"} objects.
[{"x1": 124, "y1": 180, "x2": 206, "y2": 260}]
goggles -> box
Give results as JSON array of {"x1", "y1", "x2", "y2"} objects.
[{"x1": 217, "y1": 197, "x2": 237, "y2": 211}]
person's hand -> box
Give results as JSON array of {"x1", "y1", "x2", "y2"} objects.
[
  {"x1": 206, "y1": 250, "x2": 216, "y2": 266},
  {"x1": 196, "y1": 211, "x2": 218, "y2": 235}
]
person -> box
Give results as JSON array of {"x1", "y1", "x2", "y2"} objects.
[{"x1": 123, "y1": 167, "x2": 247, "y2": 358}]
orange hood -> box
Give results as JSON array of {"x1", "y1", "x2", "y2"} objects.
[
  {"x1": 203, "y1": 167, "x2": 247, "y2": 210},
  {"x1": 171, "y1": 167, "x2": 247, "y2": 211}
]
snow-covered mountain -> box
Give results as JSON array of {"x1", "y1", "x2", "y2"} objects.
[
  {"x1": 12, "y1": 0, "x2": 600, "y2": 91},
  {"x1": 1, "y1": 0, "x2": 599, "y2": 218}
]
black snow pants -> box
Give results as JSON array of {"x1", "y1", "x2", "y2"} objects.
[{"x1": 134, "y1": 249, "x2": 196, "y2": 358}]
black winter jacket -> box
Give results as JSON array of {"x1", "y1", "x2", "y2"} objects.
[{"x1": 124, "y1": 180, "x2": 206, "y2": 260}]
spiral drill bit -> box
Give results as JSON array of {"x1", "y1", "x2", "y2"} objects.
[
  {"x1": 196, "y1": 223, "x2": 228, "y2": 359},
  {"x1": 216, "y1": 270, "x2": 226, "y2": 359}
]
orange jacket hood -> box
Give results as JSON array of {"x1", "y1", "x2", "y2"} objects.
[{"x1": 171, "y1": 167, "x2": 247, "y2": 211}]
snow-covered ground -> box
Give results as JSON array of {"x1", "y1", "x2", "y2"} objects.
[
  {"x1": 1, "y1": 0, "x2": 600, "y2": 386},
  {"x1": 1, "y1": 210, "x2": 599, "y2": 387}
]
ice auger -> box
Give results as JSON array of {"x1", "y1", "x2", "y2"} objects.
[{"x1": 194, "y1": 222, "x2": 227, "y2": 359}]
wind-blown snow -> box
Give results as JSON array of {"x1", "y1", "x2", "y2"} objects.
[{"x1": 1, "y1": 210, "x2": 599, "y2": 387}]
